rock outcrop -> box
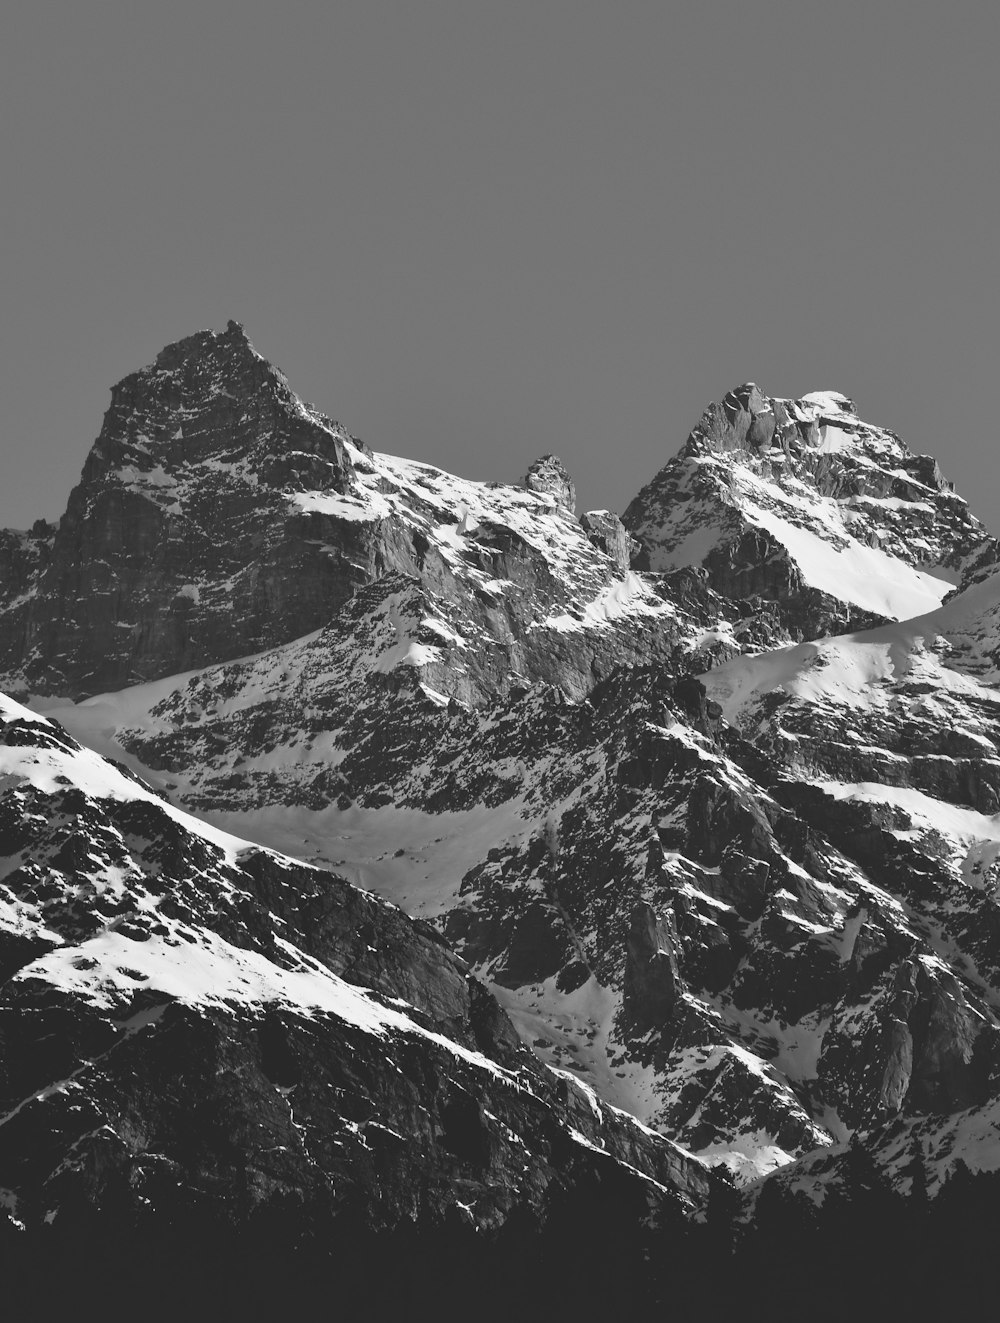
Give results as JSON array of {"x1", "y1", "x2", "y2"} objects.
[
  {"x1": 580, "y1": 509, "x2": 638, "y2": 571},
  {"x1": 523, "y1": 453, "x2": 576, "y2": 514}
]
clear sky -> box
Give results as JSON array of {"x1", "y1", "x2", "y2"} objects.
[{"x1": 1, "y1": 2, "x2": 997, "y2": 529}]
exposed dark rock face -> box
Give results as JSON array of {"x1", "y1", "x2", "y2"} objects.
[
  {"x1": 624, "y1": 902, "x2": 681, "y2": 1032},
  {"x1": 0, "y1": 322, "x2": 373, "y2": 696},
  {"x1": 580, "y1": 508, "x2": 638, "y2": 571},
  {"x1": 0, "y1": 522, "x2": 54, "y2": 677}
]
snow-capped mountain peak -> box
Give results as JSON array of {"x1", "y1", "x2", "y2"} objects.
[
  {"x1": 623, "y1": 381, "x2": 986, "y2": 635},
  {"x1": 0, "y1": 326, "x2": 685, "y2": 701}
]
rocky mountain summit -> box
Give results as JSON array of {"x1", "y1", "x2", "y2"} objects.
[
  {"x1": 0, "y1": 321, "x2": 696, "y2": 702},
  {"x1": 4, "y1": 325, "x2": 1000, "y2": 1301},
  {"x1": 624, "y1": 382, "x2": 986, "y2": 639}
]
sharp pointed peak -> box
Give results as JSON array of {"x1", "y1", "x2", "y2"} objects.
[{"x1": 150, "y1": 319, "x2": 262, "y2": 373}]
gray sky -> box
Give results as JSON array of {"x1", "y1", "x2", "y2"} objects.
[{"x1": 1, "y1": 2, "x2": 998, "y2": 529}]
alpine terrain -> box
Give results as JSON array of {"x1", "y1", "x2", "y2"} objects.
[{"x1": 3, "y1": 323, "x2": 1000, "y2": 1315}]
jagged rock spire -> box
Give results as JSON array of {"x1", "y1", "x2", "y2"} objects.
[
  {"x1": 0, "y1": 324, "x2": 363, "y2": 695},
  {"x1": 523, "y1": 454, "x2": 576, "y2": 514}
]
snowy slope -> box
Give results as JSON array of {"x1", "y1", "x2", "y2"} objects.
[{"x1": 703, "y1": 567, "x2": 1000, "y2": 727}]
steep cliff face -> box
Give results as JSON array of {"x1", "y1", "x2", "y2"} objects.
[{"x1": 0, "y1": 323, "x2": 374, "y2": 695}]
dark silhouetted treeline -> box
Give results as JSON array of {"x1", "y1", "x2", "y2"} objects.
[{"x1": 3, "y1": 1156, "x2": 999, "y2": 1322}]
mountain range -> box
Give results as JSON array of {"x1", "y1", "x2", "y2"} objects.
[{"x1": 4, "y1": 323, "x2": 1000, "y2": 1314}]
